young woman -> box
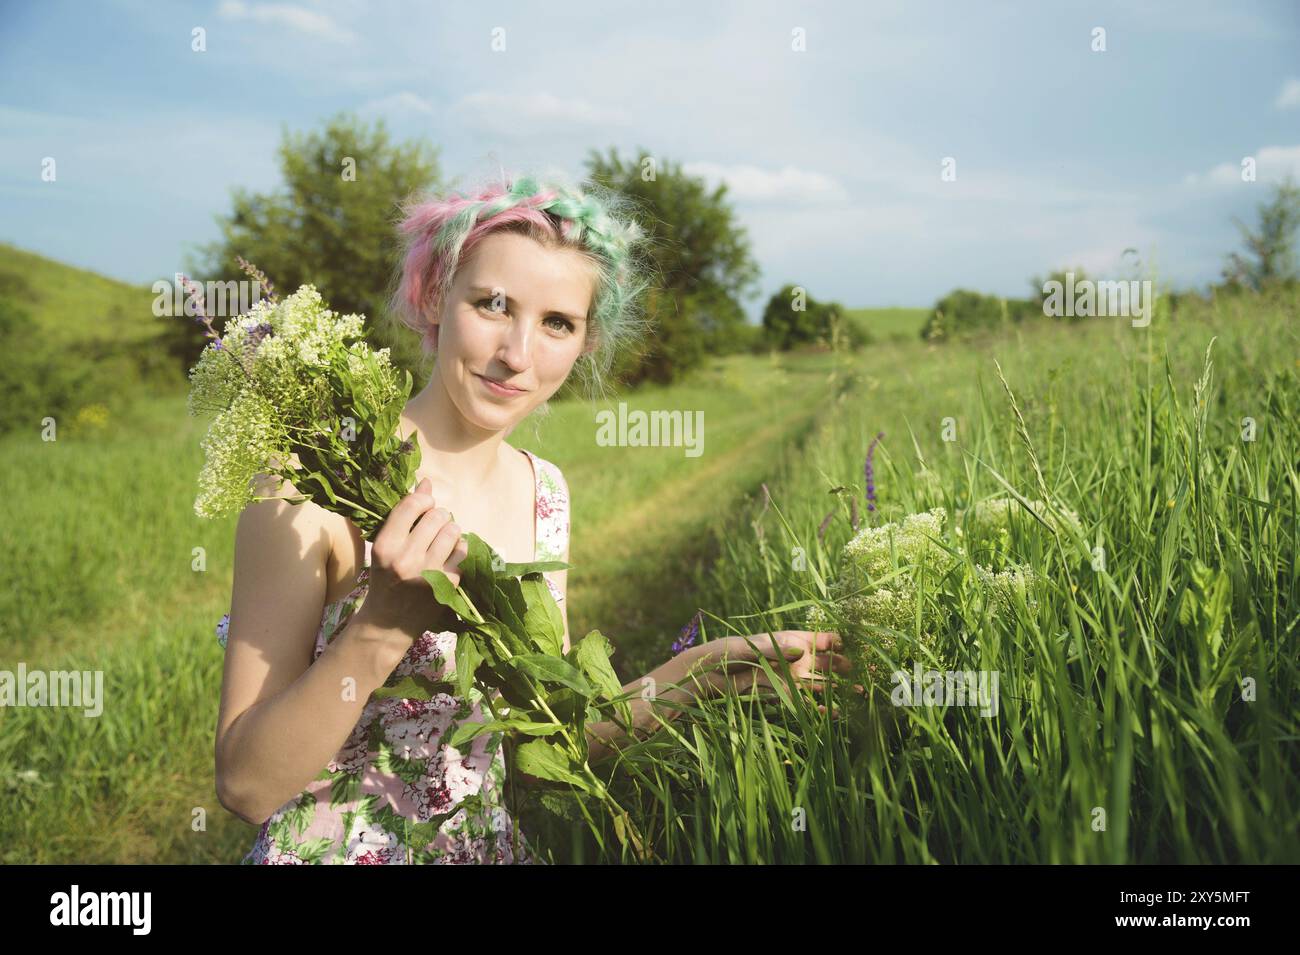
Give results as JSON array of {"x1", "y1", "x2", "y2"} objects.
[{"x1": 213, "y1": 173, "x2": 848, "y2": 864}]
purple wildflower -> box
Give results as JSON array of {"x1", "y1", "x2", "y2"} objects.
[
  {"x1": 864, "y1": 431, "x2": 884, "y2": 513},
  {"x1": 672, "y1": 609, "x2": 702, "y2": 655},
  {"x1": 246, "y1": 321, "x2": 274, "y2": 350},
  {"x1": 236, "y1": 255, "x2": 279, "y2": 305},
  {"x1": 180, "y1": 273, "x2": 224, "y2": 348}
]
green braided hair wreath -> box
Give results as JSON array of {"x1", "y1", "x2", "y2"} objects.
[{"x1": 388, "y1": 171, "x2": 658, "y2": 403}]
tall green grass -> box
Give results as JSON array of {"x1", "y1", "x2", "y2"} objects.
[{"x1": 541, "y1": 291, "x2": 1300, "y2": 863}]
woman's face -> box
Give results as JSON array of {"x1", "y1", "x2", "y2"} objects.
[{"x1": 432, "y1": 231, "x2": 595, "y2": 430}]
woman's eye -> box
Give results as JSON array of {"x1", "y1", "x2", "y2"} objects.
[{"x1": 476, "y1": 299, "x2": 571, "y2": 333}]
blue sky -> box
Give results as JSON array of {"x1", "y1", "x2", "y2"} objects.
[{"x1": 2, "y1": 0, "x2": 1298, "y2": 316}]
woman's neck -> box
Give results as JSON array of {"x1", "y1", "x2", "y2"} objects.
[{"x1": 399, "y1": 366, "x2": 512, "y2": 495}]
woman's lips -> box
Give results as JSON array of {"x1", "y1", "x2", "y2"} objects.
[{"x1": 476, "y1": 373, "x2": 525, "y2": 396}]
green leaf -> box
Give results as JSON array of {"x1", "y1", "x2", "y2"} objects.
[
  {"x1": 447, "y1": 717, "x2": 564, "y2": 750},
  {"x1": 518, "y1": 574, "x2": 565, "y2": 656},
  {"x1": 370, "y1": 672, "x2": 450, "y2": 701},
  {"x1": 456, "y1": 532, "x2": 501, "y2": 598},
  {"x1": 508, "y1": 654, "x2": 594, "y2": 696},
  {"x1": 423, "y1": 569, "x2": 484, "y2": 624},
  {"x1": 492, "y1": 577, "x2": 529, "y2": 639},
  {"x1": 500, "y1": 558, "x2": 570, "y2": 576},
  {"x1": 476, "y1": 660, "x2": 539, "y2": 709},
  {"x1": 573, "y1": 630, "x2": 623, "y2": 703},
  {"x1": 512, "y1": 738, "x2": 589, "y2": 788},
  {"x1": 541, "y1": 687, "x2": 587, "y2": 723},
  {"x1": 455, "y1": 632, "x2": 483, "y2": 701}
]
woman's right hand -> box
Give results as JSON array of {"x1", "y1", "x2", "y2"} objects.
[{"x1": 356, "y1": 477, "x2": 469, "y2": 646}]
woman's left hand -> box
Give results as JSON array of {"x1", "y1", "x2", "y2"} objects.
[{"x1": 693, "y1": 631, "x2": 861, "y2": 717}]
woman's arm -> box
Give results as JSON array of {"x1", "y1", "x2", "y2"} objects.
[
  {"x1": 582, "y1": 642, "x2": 719, "y2": 763},
  {"x1": 548, "y1": 543, "x2": 846, "y2": 765},
  {"x1": 214, "y1": 475, "x2": 410, "y2": 826}
]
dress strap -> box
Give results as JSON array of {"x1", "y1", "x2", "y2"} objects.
[
  {"x1": 522, "y1": 449, "x2": 569, "y2": 561},
  {"x1": 363, "y1": 538, "x2": 373, "y2": 569}
]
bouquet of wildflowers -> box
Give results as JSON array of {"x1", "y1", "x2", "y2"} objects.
[
  {"x1": 186, "y1": 269, "x2": 418, "y2": 539},
  {"x1": 186, "y1": 266, "x2": 646, "y2": 856}
]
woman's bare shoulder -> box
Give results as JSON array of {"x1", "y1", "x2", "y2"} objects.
[
  {"x1": 249, "y1": 467, "x2": 364, "y2": 595},
  {"x1": 247, "y1": 470, "x2": 352, "y2": 571}
]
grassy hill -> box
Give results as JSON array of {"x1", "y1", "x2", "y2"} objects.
[{"x1": 0, "y1": 242, "x2": 188, "y2": 437}]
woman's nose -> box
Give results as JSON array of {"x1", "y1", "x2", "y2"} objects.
[{"x1": 496, "y1": 320, "x2": 534, "y2": 369}]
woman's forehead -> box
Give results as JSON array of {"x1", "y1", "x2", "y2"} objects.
[{"x1": 459, "y1": 236, "x2": 595, "y2": 312}]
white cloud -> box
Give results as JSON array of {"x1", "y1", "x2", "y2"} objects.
[
  {"x1": 358, "y1": 91, "x2": 437, "y2": 117},
  {"x1": 1275, "y1": 77, "x2": 1300, "y2": 109},
  {"x1": 452, "y1": 91, "x2": 630, "y2": 136},
  {"x1": 216, "y1": 1, "x2": 354, "y2": 43},
  {"x1": 1184, "y1": 145, "x2": 1300, "y2": 186},
  {"x1": 681, "y1": 162, "x2": 849, "y2": 203}
]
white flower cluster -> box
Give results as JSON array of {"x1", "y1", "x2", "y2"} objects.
[
  {"x1": 973, "y1": 564, "x2": 1040, "y2": 615},
  {"x1": 965, "y1": 496, "x2": 1083, "y2": 543},
  {"x1": 839, "y1": 507, "x2": 947, "y2": 584},
  {"x1": 805, "y1": 497, "x2": 1061, "y2": 690},
  {"x1": 193, "y1": 388, "x2": 283, "y2": 520},
  {"x1": 806, "y1": 507, "x2": 951, "y2": 686},
  {"x1": 237, "y1": 286, "x2": 366, "y2": 369}
]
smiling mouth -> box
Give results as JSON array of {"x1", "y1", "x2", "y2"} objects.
[{"x1": 476, "y1": 373, "x2": 527, "y2": 394}]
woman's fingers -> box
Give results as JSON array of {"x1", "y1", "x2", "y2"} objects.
[
  {"x1": 407, "y1": 504, "x2": 454, "y2": 557},
  {"x1": 814, "y1": 652, "x2": 855, "y2": 675},
  {"x1": 380, "y1": 478, "x2": 438, "y2": 544},
  {"x1": 720, "y1": 635, "x2": 804, "y2": 667}
]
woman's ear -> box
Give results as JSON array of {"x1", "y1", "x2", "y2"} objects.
[{"x1": 424, "y1": 300, "x2": 441, "y2": 353}]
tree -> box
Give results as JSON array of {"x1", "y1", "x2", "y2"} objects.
[
  {"x1": 1032, "y1": 267, "x2": 1090, "y2": 323},
  {"x1": 1221, "y1": 176, "x2": 1300, "y2": 291},
  {"x1": 761, "y1": 284, "x2": 847, "y2": 350},
  {"x1": 187, "y1": 111, "x2": 442, "y2": 376},
  {"x1": 585, "y1": 148, "x2": 760, "y2": 385}
]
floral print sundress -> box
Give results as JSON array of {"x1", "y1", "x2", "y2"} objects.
[{"x1": 216, "y1": 448, "x2": 570, "y2": 864}]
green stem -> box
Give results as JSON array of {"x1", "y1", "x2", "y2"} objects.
[{"x1": 480, "y1": 628, "x2": 651, "y2": 860}]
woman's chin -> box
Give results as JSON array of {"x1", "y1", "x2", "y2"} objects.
[{"x1": 463, "y1": 394, "x2": 530, "y2": 430}]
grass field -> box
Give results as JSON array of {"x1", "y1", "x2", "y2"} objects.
[
  {"x1": 1, "y1": 259, "x2": 1296, "y2": 863},
  {"x1": 843, "y1": 305, "x2": 930, "y2": 342}
]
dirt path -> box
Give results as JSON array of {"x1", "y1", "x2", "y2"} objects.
[{"x1": 567, "y1": 373, "x2": 849, "y2": 676}]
